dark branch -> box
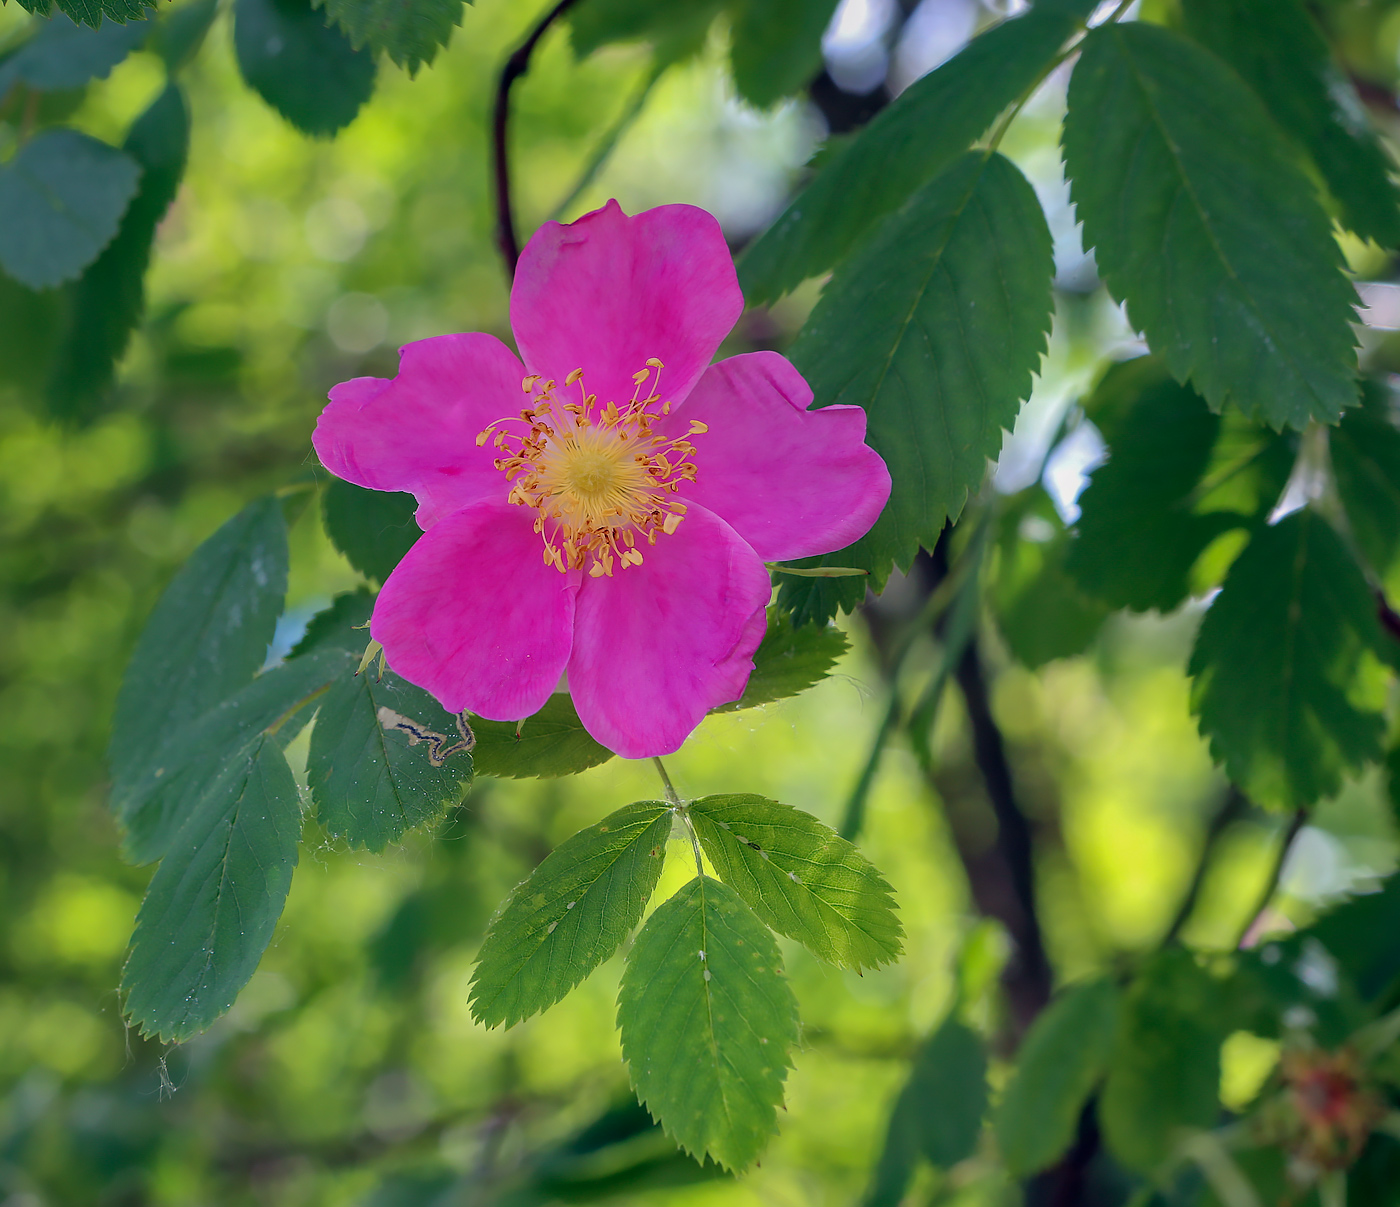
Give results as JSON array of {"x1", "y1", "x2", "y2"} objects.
[
  {"x1": 492, "y1": 0, "x2": 583, "y2": 277},
  {"x1": 1377, "y1": 588, "x2": 1400, "y2": 646}
]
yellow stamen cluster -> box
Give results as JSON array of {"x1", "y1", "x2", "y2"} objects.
[{"x1": 477, "y1": 360, "x2": 707, "y2": 577}]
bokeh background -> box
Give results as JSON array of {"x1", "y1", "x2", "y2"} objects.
[{"x1": 1, "y1": 0, "x2": 1398, "y2": 1202}]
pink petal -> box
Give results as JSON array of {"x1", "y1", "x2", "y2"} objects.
[
  {"x1": 567, "y1": 504, "x2": 771, "y2": 758},
  {"x1": 664, "y1": 352, "x2": 892, "y2": 561},
  {"x1": 511, "y1": 201, "x2": 743, "y2": 413},
  {"x1": 372, "y1": 501, "x2": 577, "y2": 720},
  {"x1": 313, "y1": 333, "x2": 524, "y2": 530}
]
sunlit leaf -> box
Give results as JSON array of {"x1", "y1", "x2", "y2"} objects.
[
  {"x1": 470, "y1": 694, "x2": 615, "y2": 780},
  {"x1": 317, "y1": 0, "x2": 464, "y2": 74}
]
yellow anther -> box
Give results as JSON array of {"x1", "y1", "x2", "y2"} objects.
[
  {"x1": 522, "y1": 374, "x2": 540, "y2": 393},
  {"x1": 663, "y1": 512, "x2": 684, "y2": 535},
  {"x1": 632, "y1": 369, "x2": 650, "y2": 383},
  {"x1": 565, "y1": 368, "x2": 585, "y2": 385},
  {"x1": 688, "y1": 421, "x2": 708, "y2": 435},
  {"x1": 646, "y1": 357, "x2": 664, "y2": 368}
]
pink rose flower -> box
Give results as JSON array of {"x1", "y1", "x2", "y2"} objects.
[{"x1": 312, "y1": 201, "x2": 890, "y2": 758}]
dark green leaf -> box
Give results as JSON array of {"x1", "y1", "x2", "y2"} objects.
[
  {"x1": 1181, "y1": 0, "x2": 1400, "y2": 248},
  {"x1": 469, "y1": 800, "x2": 671, "y2": 1028},
  {"x1": 54, "y1": 0, "x2": 152, "y2": 26},
  {"x1": 996, "y1": 979, "x2": 1120, "y2": 1176},
  {"x1": 1188, "y1": 509, "x2": 1388, "y2": 810},
  {"x1": 781, "y1": 151, "x2": 1053, "y2": 624},
  {"x1": 727, "y1": 0, "x2": 837, "y2": 110},
  {"x1": 0, "y1": 273, "x2": 64, "y2": 392},
  {"x1": 1331, "y1": 386, "x2": 1400, "y2": 579},
  {"x1": 289, "y1": 587, "x2": 374, "y2": 657},
  {"x1": 122, "y1": 735, "x2": 303, "y2": 1042},
  {"x1": 307, "y1": 665, "x2": 473, "y2": 852},
  {"x1": 688, "y1": 793, "x2": 901, "y2": 971},
  {"x1": 47, "y1": 83, "x2": 189, "y2": 425},
  {"x1": 149, "y1": 0, "x2": 219, "y2": 68},
  {"x1": 322, "y1": 479, "x2": 420, "y2": 584},
  {"x1": 470, "y1": 694, "x2": 615, "y2": 780},
  {"x1": 618, "y1": 876, "x2": 799, "y2": 1172},
  {"x1": 316, "y1": 0, "x2": 463, "y2": 75},
  {"x1": 568, "y1": 0, "x2": 722, "y2": 60},
  {"x1": 739, "y1": 2, "x2": 1084, "y2": 304},
  {"x1": 0, "y1": 11, "x2": 147, "y2": 91},
  {"x1": 235, "y1": 0, "x2": 376, "y2": 137},
  {"x1": 716, "y1": 610, "x2": 849, "y2": 712},
  {"x1": 1063, "y1": 22, "x2": 1359, "y2": 428},
  {"x1": 1309, "y1": 872, "x2": 1400, "y2": 1002},
  {"x1": 0, "y1": 128, "x2": 142, "y2": 289}
]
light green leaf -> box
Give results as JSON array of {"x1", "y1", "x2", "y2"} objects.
[
  {"x1": 618, "y1": 875, "x2": 799, "y2": 1172},
  {"x1": 316, "y1": 0, "x2": 464, "y2": 74},
  {"x1": 738, "y1": 1, "x2": 1084, "y2": 304},
  {"x1": 122, "y1": 735, "x2": 303, "y2": 1042},
  {"x1": 688, "y1": 794, "x2": 901, "y2": 971},
  {"x1": 470, "y1": 694, "x2": 615, "y2": 780},
  {"x1": 469, "y1": 801, "x2": 671, "y2": 1028},
  {"x1": 1062, "y1": 22, "x2": 1359, "y2": 428},
  {"x1": 307, "y1": 665, "x2": 473, "y2": 852},
  {"x1": 322, "y1": 479, "x2": 420, "y2": 584},
  {"x1": 1189, "y1": 509, "x2": 1388, "y2": 810},
  {"x1": 0, "y1": 128, "x2": 142, "y2": 289},
  {"x1": 1330, "y1": 385, "x2": 1400, "y2": 580},
  {"x1": 781, "y1": 151, "x2": 1053, "y2": 624},
  {"x1": 718, "y1": 610, "x2": 849, "y2": 712},
  {"x1": 996, "y1": 979, "x2": 1120, "y2": 1176},
  {"x1": 727, "y1": 0, "x2": 837, "y2": 110}
]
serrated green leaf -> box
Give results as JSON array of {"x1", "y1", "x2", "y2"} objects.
[
  {"x1": 470, "y1": 694, "x2": 615, "y2": 780},
  {"x1": 995, "y1": 979, "x2": 1120, "y2": 1176},
  {"x1": 289, "y1": 587, "x2": 374, "y2": 658},
  {"x1": 0, "y1": 11, "x2": 147, "y2": 91},
  {"x1": 780, "y1": 151, "x2": 1053, "y2": 624},
  {"x1": 109, "y1": 496, "x2": 289, "y2": 802},
  {"x1": 235, "y1": 0, "x2": 375, "y2": 136},
  {"x1": 1062, "y1": 22, "x2": 1359, "y2": 429},
  {"x1": 54, "y1": 0, "x2": 151, "y2": 26},
  {"x1": 738, "y1": 2, "x2": 1083, "y2": 304},
  {"x1": 469, "y1": 801, "x2": 671, "y2": 1028},
  {"x1": 322, "y1": 479, "x2": 419, "y2": 584},
  {"x1": 717, "y1": 610, "x2": 848, "y2": 711},
  {"x1": 618, "y1": 875, "x2": 799, "y2": 1172},
  {"x1": 122, "y1": 735, "x2": 302, "y2": 1043},
  {"x1": 1181, "y1": 0, "x2": 1400, "y2": 248},
  {"x1": 47, "y1": 82, "x2": 189, "y2": 425},
  {"x1": 727, "y1": 0, "x2": 837, "y2": 110},
  {"x1": 568, "y1": 0, "x2": 722, "y2": 60},
  {"x1": 307, "y1": 665, "x2": 473, "y2": 852},
  {"x1": 1331, "y1": 387, "x2": 1400, "y2": 580},
  {"x1": 0, "y1": 128, "x2": 142, "y2": 289},
  {"x1": 688, "y1": 794, "x2": 901, "y2": 971},
  {"x1": 316, "y1": 0, "x2": 463, "y2": 74},
  {"x1": 1189, "y1": 509, "x2": 1388, "y2": 810}
]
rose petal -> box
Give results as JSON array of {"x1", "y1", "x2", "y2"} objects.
[
  {"x1": 510, "y1": 200, "x2": 743, "y2": 412},
  {"x1": 314, "y1": 333, "x2": 524, "y2": 530},
  {"x1": 567, "y1": 504, "x2": 771, "y2": 758},
  {"x1": 664, "y1": 352, "x2": 892, "y2": 561},
  {"x1": 372, "y1": 501, "x2": 577, "y2": 720}
]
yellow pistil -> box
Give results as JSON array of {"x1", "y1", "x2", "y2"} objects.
[{"x1": 477, "y1": 359, "x2": 706, "y2": 577}]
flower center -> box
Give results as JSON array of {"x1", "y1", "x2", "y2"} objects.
[{"x1": 478, "y1": 360, "x2": 707, "y2": 577}]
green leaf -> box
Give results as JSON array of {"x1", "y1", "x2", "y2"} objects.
[
  {"x1": 122, "y1": 735, "x2": 303, "y2": 1042},
  {"x1": 148, "y1": 0, "x2": 219, "y2": 69},
  {"x1": 1180, "y1": 0, "x2": 1400, "y2": 248},
  {"x1": 0, "y1": 128, "x2": 142, "y2": 289},
  {"x1": 1189, "y1": 509, "x2": 1388, "y2": 810},
  {"x1": 47, "y1": 82, "x2": 189, "y2": 425},
  {"x1": 1062, "y1": 22, "x2": 1359, "y2": 429},
  {"x1": 738, "y1": 2, "x2": 1084, "y2": 304},
  {"x1": 307, "y1": 665, "x2": 473, "y2": 852},
  {"x1": 235, "y1": 0, "x2": 376, "y2": 136},
  {"x1": 727, "y1": 0, "x2": 837, "y2": 110},
  {"x1": 109, "y1": 496, "x2": 290, "y2": 803},
  {"x1": 316, "y1": 0, "x2": 463, "y2": 74},
  {"x1": 469, "y1": 800, "x2": 672, "y2": 1028},
  {"x1": 54, "y1": 0, "x2": 152, "y2": 26},
  {"x1": 1331, "y1": 386, "x2": 1400, "y2": 580},
  {"x1": 781, "y1": 151, "x2": 1053, "y2": 624},
  {"x1": 866, "y1": 1016, "x2": 988, "y2": 1205},
  {"x1": 1308, "y1": 871, "x2": 1400, "y2": 1003},
  {"x1": 618, "y1": 875, "x2": 799, "y2": 1172},
  {"x1": 688, "y1": 793, "x2": 901, "y2": 971},
  {"x1": 716, "y1": 610, "x2": 849, "y2": 712},
  {"x1": 1101, "y1": 951, "x2": 1224, "y2": 1172},
  {"x1": 568, "y1": 0, "x2": 722, "y2": 60},
  {"x1": 322, "y1": 479, "x2": 420, "y2": 584},
  {"x1": 995, "y1": 979, "x2": 1120, "y2": 1176},
  {"x1": 470, "y1": 694, "x2": 615, "y2": 780},
  {"x1": 0, "y1": 12, "x2": 148, "y2": 91},
  {"x1": 289, "y1": 587, "x2": 374, "y2": 657}
]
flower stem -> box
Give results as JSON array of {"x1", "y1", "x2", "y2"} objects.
[{"x1": 651, "y1": 756, "x2": 682, "y2": 808}]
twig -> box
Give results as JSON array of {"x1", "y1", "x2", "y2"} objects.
[
  {"x1": 651, "y1": 756, "x2": 682, "y2": 808},
  {"x1": 1163, "y1": 785, "x2": 1249, "y2": 945},
  {"x1": 492, "y1": 0, "x2": 584, "y2": 276},
  {"x1": 1235, "y1": 808, "x2": 1310, "y2": 949}
]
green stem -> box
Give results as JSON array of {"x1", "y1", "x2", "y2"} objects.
[
  {"x1": 1234, "y1": 808, "x2": 1309, "y2": 949},
  {"x1": 838, "y1": 691, "x2": 901, "y2": 841},
  {"x1": 1163, "y1": 786, "x2": 1249, "y2": 945},
  {"x1": 652, "y1": 755, "x2": 682, "y2": 808}
]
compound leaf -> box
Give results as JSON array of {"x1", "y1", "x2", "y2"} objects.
[
  {"x1": 470, "y1": 694, "x2": 615, "y2": 780},
  {"x1": 317, "y1": 0, "x2": 463, "y2": 74},
  {"x1": 718, "y1": 610, "x2": 849, "y2": 711},
  {"x1": 322, "y1": 479, "x2": 419, "y2": 584},
  {"x1": 1063, "y1": 22, "x2": 1359, "y2": 428},
  {"x1": 688, "y1": 793, "x2": 901, "y2": 971},
  {"x1": 618, "y1": 875, "x2": 799, "y2": 1172},
  {"x1": 469, "y1": 800, "x2": 671, "y2": 1028}
]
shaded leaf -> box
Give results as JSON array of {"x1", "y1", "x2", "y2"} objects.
[
  {"x1": 0, "y1": 11, "x2": 147, "y2": 91},
  {"x1": 568, "y1": 0, "x2": 722, "y2": 60},
  {"x1": 469, "y1": 800, "x2": 671, "y2": 1028},
  {"x1": 322, "y1": 479, "x2": 419, "y2": 584},
  {"x1": 471, "y1": 694, "x2": 615, "y2": 780},
  {"x1": 235, "y1": 0, "x2": 376, "y2": 136},
  {"x1": 54, "y1": 0, "x2": 151, "y2": 26},
  {"x1": 1331, "y1": 386, "x2": 1400, "y2": 579},
  {"x1": 122, "y1": 735, "x2": 302, "y2": 1042},
  {"x1": 0, "y1": 128, "x2": 142, "y2": 289},
  {"x1": 1188, "y1": 509, "x2": 1388, "y2": 810},
  {"x1": 717, "y1": 610, "x2": 849, "y2": 711},
  {"x1": 618, "y1": 875, "x2": 799, "y2": 1172},
  {"x1": 781, "y1": 151, "x2": 1053, "y2": 624},
  {"x1": 728, "y1": 0, "x2": 837, "y2": 110},
  {"x1": 1309, "y1": 871, "x2": 1400, "y2": 1003},
  {"x1": 1063, "y1": 22, "x2": 1359, "y2": 428},
  {"x1": 148, "y1": 0, "x2": 219, "y2": 68},
  {"x1": 688, "y1": 793, "x2": 901, "y2": 971},
  {"x1": 317, "y1": 0, "x2": 463, "y2": 74},
  {"x1": 289, "y1": 587, "x2": 374, "y2": 658}
]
